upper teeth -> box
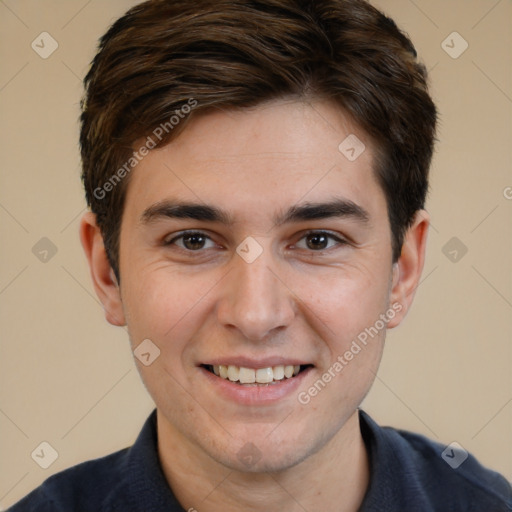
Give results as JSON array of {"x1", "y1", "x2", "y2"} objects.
[{"x1": 213, "y1": 365, "x2": 301, "y2": 384}]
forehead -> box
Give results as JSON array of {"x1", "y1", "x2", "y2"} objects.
[{"x1": 123, "y1": 99, "x2": 386, "y2": 222}]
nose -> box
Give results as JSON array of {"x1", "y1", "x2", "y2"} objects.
[{"x1": 216, "y1": 245, "x2": 295, "y2": 342}]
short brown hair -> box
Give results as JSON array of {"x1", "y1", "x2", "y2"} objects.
[{"x1": 80, "y1": 0, "x2": 437, "y2": 279}]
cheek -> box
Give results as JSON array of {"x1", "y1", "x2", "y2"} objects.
[
  {"x1": 295, "y1": 272, "x2": 389, "y2": 419},
  {"x1": 121, "y1": 268, "x2": 216, "y2": 349},
  {"x1": 294, "y1": 264, "x2": 392, "y2": 345}
]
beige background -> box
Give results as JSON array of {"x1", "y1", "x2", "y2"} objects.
[{"x1": 1, "y1": 0, "x2": 511, "y2": 508}]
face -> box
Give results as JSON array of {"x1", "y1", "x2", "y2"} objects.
[{"x1": 100, "y1": 100, "x2": 414, "y2": 472}]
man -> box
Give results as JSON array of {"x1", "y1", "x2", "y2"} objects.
[{"x1": 9, "y1": 0, "x2": 511, "y2": 510}]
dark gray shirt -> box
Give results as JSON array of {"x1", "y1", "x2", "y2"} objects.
[{"x1": 8, "y1": 410, "x2": 512, "y2": 511}]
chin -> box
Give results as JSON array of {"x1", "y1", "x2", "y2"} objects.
[
  {"x1": 207, "y1": 428, "x2": 318, "y2": 474},
  {"x1": 222, "y1": 445, "x2": 311, "y2": 474}
]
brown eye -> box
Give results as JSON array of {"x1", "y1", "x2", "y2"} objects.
[
  {"x1": 294, "y1": 231, "x2": 346, "y2": 251},
  {"x1": 182, "y1": 233, "x2": 207, "y2": 250},
  {"x1": 306, "y1": 233, "x2": 329, "y2": 250},
  {"x1": 165, "y1": 231, "x2": 216, "y2": 251}
]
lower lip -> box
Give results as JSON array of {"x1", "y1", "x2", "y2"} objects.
[{"x1": 199, "y1": 366, "x2": 313, "y2": 406}]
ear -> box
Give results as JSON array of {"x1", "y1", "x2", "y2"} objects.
[
  {"x1": 79, "y1": 212, "x2": 126, "y2": 326},
  {"x1": 387, "y1": 210, "x2": 429, "y2": 329}
]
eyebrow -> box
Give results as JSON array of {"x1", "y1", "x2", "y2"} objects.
[
  {"x1": 141, "y1": 201, "x2": 232, "y2": 225},
  {"x1": 275, "y1": 199, "x2": 370, "y2": 225},
  {"x1": 140, "y1": 198, "x2": 370, "y2": 226}
]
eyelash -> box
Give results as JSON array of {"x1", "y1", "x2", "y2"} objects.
[
  {"x1": 294, "y1": 230, "x2": 347, "y2": 251},
  {"x1": 164, "y1": 230, "x2": 347, "y2": 252},
  {"x1": 164, "y1": 231, "x2": 218, "y2": 251}
]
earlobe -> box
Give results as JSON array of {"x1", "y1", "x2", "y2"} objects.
[
  {"x1": 387, "y1": 210, "x2": 430, "y2": 329},
  {"x1": 79, "y1": 212, "x2": 126, "y2": 326}
]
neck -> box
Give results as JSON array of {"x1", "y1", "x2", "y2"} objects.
[{"x1": 157, "y1": 410, "x2": 370, "y2": 512}]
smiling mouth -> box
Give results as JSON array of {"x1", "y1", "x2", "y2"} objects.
[{"x1": 202, "y1": 364, "x2": 313, "y2": 385}]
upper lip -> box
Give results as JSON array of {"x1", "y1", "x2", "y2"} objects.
[{"x1": 200, "y1": 357, "x2": 312, "y2": 368}]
